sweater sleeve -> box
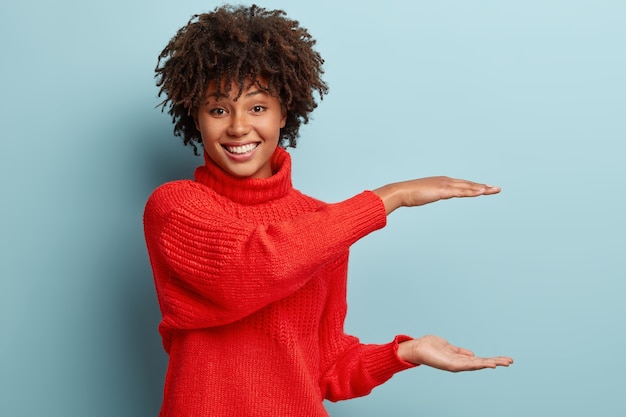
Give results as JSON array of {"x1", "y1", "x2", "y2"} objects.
[
  {"x1": 317, "y1": 259, "x2": 416, "y2": 401},
  {"x1": 320, "y1": 336, "x2": 417, "y2": 402},
  {"x1": 144, "y1": 184, "x2": 387, "y2": 331}
]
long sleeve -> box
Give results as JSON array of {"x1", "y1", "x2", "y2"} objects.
[
  {"x1": 316, "y1": 259, "x2": 416, "y2": 401},
  {"x1": 144, "y1": 182, "x2": 387, "y2": 333},
  {"x1": 145, "y1": 149, "x2": 419, "y2": 415}
]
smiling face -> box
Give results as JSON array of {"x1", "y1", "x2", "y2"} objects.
[{"x1": 194, "y1": 78, "x2": 287, "y2": 179}]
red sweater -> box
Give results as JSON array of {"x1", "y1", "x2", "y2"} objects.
[{"x1": 144, "y1": 147, "x2": 414, "y2": 416}]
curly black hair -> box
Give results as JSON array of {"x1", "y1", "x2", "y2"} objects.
[{"x1": 155, "y1": 4, "x2": 329, "y2": 155}]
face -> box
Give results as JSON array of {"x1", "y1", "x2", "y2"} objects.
[{"x1": 194, "y1": 78, "x2": 287, "y2": 179}]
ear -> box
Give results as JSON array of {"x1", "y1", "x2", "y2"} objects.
[{"x1": 280, "y1": 107, "x2": 287, "y2": 129}]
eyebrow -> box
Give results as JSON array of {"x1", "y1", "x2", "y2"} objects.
[
  {"x1": 244, "y1": 90, "x2": 267, "y2": 98},
  {"x1": 206, "y1": 89, "x2": 269, "y2": 100}
]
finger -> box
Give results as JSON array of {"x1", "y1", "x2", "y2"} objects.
[
  {"x1": 492, "y1": 356, "x2": 514, "y2": 366},
  {"x1": 463, "y1": 182, "x2": 500, "y2": 196},
  {"x1": 449, "y1": 355, "x2": 514, "y2": 372},
  {"x1": 453, "y1": 178, "x2": 500, "y2": 191},
  {"x1": 476, "y1": 356, "x2": 514, "y2": 368},
  {"x1": 482, "y1": 185, "x2": 501, "y2": 195},
  {"x1": 451, "y1": 346, "x2": 475, "y2": 357},
  {"x1": 445, "y1": 180, "x2": 499, "y2": 198}
]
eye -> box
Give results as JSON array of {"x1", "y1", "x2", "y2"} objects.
[
  {"x1": 251, "y1": 105, "x2": 266, "y2": 113},
  {"x1": 209, "y1": 107, "x2": 227, "y2": 116}
]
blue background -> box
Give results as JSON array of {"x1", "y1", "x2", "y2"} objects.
[{"x1": 1, "y1": 1, "x2": 624, "y2": 416}]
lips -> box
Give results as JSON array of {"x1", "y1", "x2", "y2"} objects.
[{"x1": 224, "y1": 143, "x2": 259, "y2": 154}]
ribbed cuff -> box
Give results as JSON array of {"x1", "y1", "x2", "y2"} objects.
[
  {"x1": 326, "y1": 191, "x2": 387, "y2": 244},
  {"x1": 365, "y1": 335, "x2": 418, "y2": 386}
]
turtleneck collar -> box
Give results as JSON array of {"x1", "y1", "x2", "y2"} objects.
[{"x1": 194, "y1": 147, "x2": 293, "y2": 205}]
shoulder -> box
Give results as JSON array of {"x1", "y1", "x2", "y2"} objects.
[
  {"x1": 144, "y1": 179, "x2": 216, "y2": 221},
  {"x1": 147, "y1": 179, "x2": 205, "y2": 200},
  {"x1": 288, "y1": 187, "x2": 328, "y2": 209}
]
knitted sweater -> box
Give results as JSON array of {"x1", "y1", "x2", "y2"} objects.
[{"x1": 143, "y1": 147, "x2": 415, "y2": 416}]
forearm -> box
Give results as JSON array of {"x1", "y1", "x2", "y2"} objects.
[
  {"x1": 149, "y1": 190, "x2": 387, "y2": 325},
  {"x1": 371, "y1": 182, "x2": 404, "y2": 215},
  {"x1": 320, "y1": 336, "x2": 416, "y2": 401}
]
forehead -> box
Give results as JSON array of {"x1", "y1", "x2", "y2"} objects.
[{"x1": 205, "y1": 76, "x2": 271, "y2": 100}]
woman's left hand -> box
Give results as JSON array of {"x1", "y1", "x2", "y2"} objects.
[{"x1": 398, "y1": 335, "x2": 514, "y2": 372}]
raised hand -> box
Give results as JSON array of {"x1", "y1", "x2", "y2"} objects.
[{"x1": 373, "y1": 176, "x2": 501, "y2": 214}]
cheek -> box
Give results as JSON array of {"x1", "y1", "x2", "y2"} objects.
[
  {"x1": 197, "y1": 119, "x2": 220, "y2": 140},
  {"x1": 274, "y1": 114, "x2": 287, "y2": 133}
]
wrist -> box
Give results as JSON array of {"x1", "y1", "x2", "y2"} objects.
[
  {"x1": 372, "y1": 182, "x2": 403, "y2": 214},
  {"x1": 397, "y1": 340, "x2": 410, "y2": 362},
  {"x1": 396, "y1": 337, "x2": 420, "y2": 365}
]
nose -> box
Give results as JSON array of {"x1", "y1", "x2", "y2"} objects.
[{"x1": 227, "y1": 112, "x2": 250, "y2": 137}]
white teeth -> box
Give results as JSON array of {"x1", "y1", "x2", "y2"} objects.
[{"x1": 225, "y1": 143, "x2": 258, "y2": 154}]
